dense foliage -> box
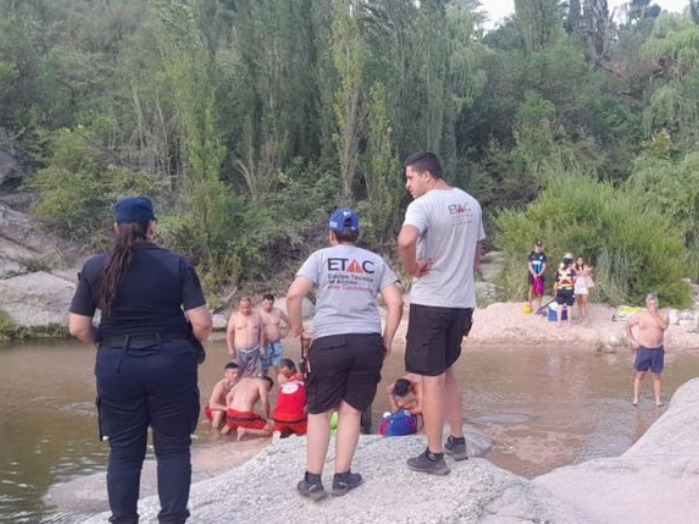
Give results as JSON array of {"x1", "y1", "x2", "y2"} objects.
[{"x1": 0, "y1": 0, "x2": 696, "y2": 304}]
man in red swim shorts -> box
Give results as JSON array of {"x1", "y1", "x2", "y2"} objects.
[
  {"x1": 221, "y1": 376, "x2": 273, "y2": 440},
  {"x1": 205, "y1": 362, "x2": 239, "y2": 433}
]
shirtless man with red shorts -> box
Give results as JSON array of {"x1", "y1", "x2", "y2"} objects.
[
  {"x1": 205, "y1": 362, "x2": 239, "y2": 433},
  {"x1": 221, "y1": 375, "x2": 273, "y2": 440}
]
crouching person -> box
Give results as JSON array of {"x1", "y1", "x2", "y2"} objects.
[
  {"x1": 221, "y1": 376, "x2": 273, "y2": 441},
  {"x1": 273, "y1": 360, "x2": 308, "y2": 438}
]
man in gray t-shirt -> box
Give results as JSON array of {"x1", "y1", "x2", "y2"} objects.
[
  {"x1": 287, "y1": 208, "x2": 403, "y2": 500},
  {"x1": 398, "y1": 152, "x2": 485, "y2": 476}
]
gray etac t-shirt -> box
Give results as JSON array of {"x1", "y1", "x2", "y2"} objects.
[
  {"x1": 403, "y1": 187, "x2": 485, "y2": 309},
  {"x1": 296, "y1": 244, "x2": 398, "y2": 339}
]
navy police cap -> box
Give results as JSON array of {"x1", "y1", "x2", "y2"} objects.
[{"x1": 115, "y1": 197, "x2": 156, "y2": 224}]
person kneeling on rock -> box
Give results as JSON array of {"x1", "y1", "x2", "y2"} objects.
[{"x1": 221, "y1": 375, "x2": 273, "y2": 440}]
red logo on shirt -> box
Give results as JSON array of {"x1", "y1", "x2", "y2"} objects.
[
  {"x1": 347, "y1": 260, "x2": 363, "y2": 273},
  {"x1": 448, "y1": 203, "x2": 469, "y2": 215}
]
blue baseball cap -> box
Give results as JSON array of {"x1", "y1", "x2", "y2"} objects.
[
  {"x1": 329, "y1": 208, "x2": 360, "y2": 233},
  {"x1": 115, "y1": 197, "x2": 156, "y2": 224}
]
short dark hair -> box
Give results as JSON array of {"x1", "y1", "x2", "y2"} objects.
[
  {"x1": 333, "y1": 230, "x2": 360, "y2": 243},
  {"x1": 534, "y1": 239, "x2": 543, "y2": 247},
  {"x1": 225, "y1": 362, "x2": 239, "y2": 371},
  {"x1": 262, "y1": 293, "x2": 274, "y2": 302},
  {"x1": 280, "y1": 358, "x2": 297, "y2": 372},
  {"x1": 260, "y1": 375, "x2": 274, "y2": 389},
  {"x1": 403, "y1": 152, "x2": 443, "y2": 179},
  {"x1": 393, "y1": 378, "x2": 411, "y2": 397}
]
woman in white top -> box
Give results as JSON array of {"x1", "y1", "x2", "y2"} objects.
[{"x1": 574, "y1": 257, "x2": 593, "y2": 323}]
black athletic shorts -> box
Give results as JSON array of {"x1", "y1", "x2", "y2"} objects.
[
  {"x1": 305, "y1": 333, "x2": 383, "y2": 415},
  {"x1": 556, "y1": 289, "x2": 575, "y2": 306},
  {"x1": 527, "y1": 273, "x2": 545, "y2": 285},
  {"x1": 405, "y1": 304, "x2": 473, "y2": 377}
]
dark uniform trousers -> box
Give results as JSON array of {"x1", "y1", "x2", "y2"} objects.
[{"x1": 96, "y1": 339, "x2": 200, "y2": 524}]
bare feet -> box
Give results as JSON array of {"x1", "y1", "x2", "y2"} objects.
[
  {"x1": 237, "y1": 427, "x2": 248, "y2": 441},
  {"x1": 632, "y1": 400, "x2": 639, "y2": 406}
]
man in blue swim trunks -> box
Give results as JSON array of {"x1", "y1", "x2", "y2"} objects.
[
  {"x1": 626, "y1": 293, "x2": 669, "y2": 407},
  {"x1": 259, "y1": 293, "x2": 290, "y2": 377}
]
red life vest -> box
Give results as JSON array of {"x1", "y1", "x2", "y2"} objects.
[{"x1": 274, "y1": 381, "x2": 306, "y2": 417}]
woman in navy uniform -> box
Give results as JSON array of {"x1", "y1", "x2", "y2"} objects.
[{"x1": 69, "y1": 197, "x2": 212, "y2": 524}]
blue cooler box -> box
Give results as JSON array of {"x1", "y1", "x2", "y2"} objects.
[{"x1": 548, "y1": 302, "x2": 568, "y2": 321}]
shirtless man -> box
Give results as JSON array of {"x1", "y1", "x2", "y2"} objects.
[
  {"x1": 386, "y1": 374, "x2": 423, "y2": 415},
  {"x1": 626, "y1": 293, "x2": 670, "y2": 407},
  {"x1": 205, "y1": 362, "x2": 239, "y2": 433},
  {"x1": 226, "y1": 297, "x2": 266, "y2": 376},
  {"x1": 259, "y1": 293, "x2": 290, "y2": 376},
  {"x1": 221, "y1": 375, "x2": 274, "y2": 440}
]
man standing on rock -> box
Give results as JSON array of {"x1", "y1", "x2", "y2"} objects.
[
  {"x1": 226, "y1": 297, "x2": 265, "y2": 376},
  {"x1": 626, "y1": 293, "x2": 669, "y2": 407},
  {"x1": 398, "y1": 152, "x2": 485, "y2": 475}
]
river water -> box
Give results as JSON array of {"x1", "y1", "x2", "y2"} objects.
[{"x1": 1, "y1": 339, "x2": 698, "y2": 523}]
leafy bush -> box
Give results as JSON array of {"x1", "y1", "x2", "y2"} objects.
[
  {"x1": 627, "y1": 140, "x2": 699, "y2": 280},
  {"x1": 495, "y1": 169, "x2": 692, "y2": 307},
  {"x1": 31, "y1": 128, "x2": 163, "y2": 242}
]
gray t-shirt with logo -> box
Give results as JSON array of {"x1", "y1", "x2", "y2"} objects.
[
  {"x1": 296, "y1": 244, "x2": 399, "y2": 339},
  {"x1": 403, "y1": 187, "x2": 485, "y2": 308}
]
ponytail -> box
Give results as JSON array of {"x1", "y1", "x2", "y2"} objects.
[{"x1": 99, "y1": 221, "x2": 149, "y2": 315}]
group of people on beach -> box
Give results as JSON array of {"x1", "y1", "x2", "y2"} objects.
[
  {"x1": 526, "y1": 240, "x2": 595, "y2": 326},
  {"x1": 67, "y1": 150, "x2": 484, "y2": 522},
  {"x1": 526, "y1": 241, "x2": 670, "y2": 407}
]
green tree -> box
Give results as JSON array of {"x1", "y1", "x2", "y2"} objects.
[{"x1": 514, "y1": 0, "x2": 562, "y2": 53}]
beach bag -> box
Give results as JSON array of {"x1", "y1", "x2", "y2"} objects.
[
  {"x1": 534, "y1": 276, "x2": 545, "y2": 295},
  {"x1": 380, "y1": 410, "x2": 418, "y2": 437}
]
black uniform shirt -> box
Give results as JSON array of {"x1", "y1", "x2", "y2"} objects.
[{"x1": 69, "y1": 243, "x2": 206, "y2": 339}]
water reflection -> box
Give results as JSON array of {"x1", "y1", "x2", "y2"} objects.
[{"x1": 0, "y1": 339, "x2": 697, "y2": 522}]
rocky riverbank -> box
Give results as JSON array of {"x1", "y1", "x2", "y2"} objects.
[{"x1": 67, "y1": 378, "x2": 699, "y2": 524}]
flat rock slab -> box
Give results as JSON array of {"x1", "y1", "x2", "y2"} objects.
[
  {"x1": 46, "y1": 438, "x2": 268, "y2": 515},
  {"x1": 536, "y1": 379, "x2": 699, "y2": 524},
  {"x1": 79, "y1": 435, "x2": 594, "y2": 524},
  {"x1": 0, "y1": 271, "x2": 75, "y2": 327}
]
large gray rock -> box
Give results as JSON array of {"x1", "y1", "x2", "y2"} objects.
[
  {"x1": 536, "y1": 379, "x2": 699, "y2": 524},
  {"x1": 74, "y1": 377, "x2": 699, "y2": 524},
  {"x1": 0, "y1": 271, "x2": 75, "y2": 327},
  {"x1": 0, "y1": 202, "x2": 60, "y2": 278},
  {"x1": 80, "y1": 435, "x2": 594, "y2": 524}
]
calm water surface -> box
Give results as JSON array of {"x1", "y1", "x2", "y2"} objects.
[{"x1": 1, "y1": 339, "x2": 698, "y2": 523}]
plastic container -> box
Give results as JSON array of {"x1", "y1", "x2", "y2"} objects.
[{"x1": 548, "y1": 302, "x2": 568, "y2": 321}]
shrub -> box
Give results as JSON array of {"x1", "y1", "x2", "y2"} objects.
[{"x1": 31, "y1": 128, "x2": 163, "y2": 242}]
